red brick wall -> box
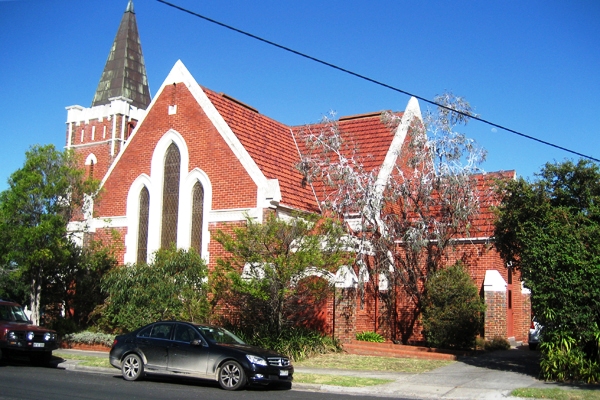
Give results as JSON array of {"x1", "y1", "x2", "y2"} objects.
[
  {"x1": 95, "y1": 83, "x2": 258, "y2": 219},
  {"x1": 330, "y1": 242, "x2": 530, "y2": 345},
  {"x1": 334, "y1": 288, "x2": 357, "y2": 343},
  {"x1": 67, "y1": 114, "x2": 129, "y2": 182},
  {"x1": 484, "y1": 290, "x2": 507, "y2": 340}
]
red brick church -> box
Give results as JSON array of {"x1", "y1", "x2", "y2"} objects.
[{"x1": 66, "y1": 1, "x2": 531, "y2": 345}]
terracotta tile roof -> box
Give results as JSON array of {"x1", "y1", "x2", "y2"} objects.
[
  {"x1": 204, "y1": 88, "x2": 320, "y2": 212},
  {"x1": 203, "y1": 87, "x2": 510, "y2": 236},
  {"x1": 292, "y1": 112, "x2": 399, "y2": 206},
  {"x1": 470, "y1": 170, "x2": 515, "y2": 238}
]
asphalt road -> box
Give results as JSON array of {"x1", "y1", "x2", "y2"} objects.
[{"x1": 0, "y1": 361, "x2": 413, "y2": 400}]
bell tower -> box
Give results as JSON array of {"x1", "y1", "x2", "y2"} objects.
[{"x1": 65, "y1": 0, "x2": 150, "y2": 181}]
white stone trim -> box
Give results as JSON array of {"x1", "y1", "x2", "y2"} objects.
[
  {"x1": 146, "y1": 129, "x2": 190, "y2": 258},
  {"x1": 84, "y1": 153, "x2": 97, "y2": 166},
  {"x1": 290, "y1": 266, "x2": 335, "y2": 287},
  {"x1": 484, "y1": 270, "x2": 507, "y2": 292},
  {"x1": 92, "y1": 216, "x2": 128, "y2": 229},
  {"x1": 179, "y1": 168, "x2": 213, "y2": 262},
  {"x1": 123, "y1": 174, "x2": 152, "y2": 264},
  {"x1": 335, "y1": 265, "x2": 358, "y2": 288},
  {"x1": 207, "y1": 208, "x2": 261, "y2": 222}
]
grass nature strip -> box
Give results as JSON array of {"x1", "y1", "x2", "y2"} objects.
[
  {"x1": 53, "y1": 351, "x2": 112, "y2": 368},
  {"x1": 294, "y1": 373, "x2": 393, "y2": 387},
  {"x1": 511, "y1": 388, "x2": 600, "y2": 400},
  {"x1": 294, "y1": 353, "x2": 452, "y2": 373}
]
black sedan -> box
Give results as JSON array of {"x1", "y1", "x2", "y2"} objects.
[{"x1": 109, "y1": 321, "x2": 293, "y2": 390}]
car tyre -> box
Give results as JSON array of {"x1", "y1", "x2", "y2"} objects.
[
  {"x1": 218, "y1": 360, "x2": 246, "y2": 390},
  {"x1": 121, "y1": 353, "x2": 144, "y2": 381}
]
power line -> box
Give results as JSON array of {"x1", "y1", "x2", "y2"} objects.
[{"x1": 156, "y1": 0, "x2": 599, "y2": 163}]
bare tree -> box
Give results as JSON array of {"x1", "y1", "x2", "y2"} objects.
[{"x1": 296, "y1": 94, "x2": 486, "y2": 342}]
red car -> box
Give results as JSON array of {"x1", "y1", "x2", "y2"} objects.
[{"x1": 0, "y1": 299, "x2": 58, "y2": 364}]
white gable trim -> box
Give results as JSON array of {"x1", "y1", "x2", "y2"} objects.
[
  {"x1": 375, "y1": 97, "x2": 422, "y2": 191},
  {"x1": 160, "y1": 60, "x2": 279, "y2": 214}
]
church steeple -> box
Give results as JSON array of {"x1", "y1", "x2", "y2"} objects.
[{"x1": 92, "y1": 0, "x2": 151, "y2": 109}]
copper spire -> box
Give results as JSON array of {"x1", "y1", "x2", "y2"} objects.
[{"x1": 91, "y1": 0, "x2": 151, "y2": 109}]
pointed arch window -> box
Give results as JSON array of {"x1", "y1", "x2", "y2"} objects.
[
  {"x1": 190, "y1": 181, "x2": 204, "y2": 254},
  {"x1": 137, "y1": 186, "x2": 150, "y2": 263},
  {"x1": 161, "y1": 143, "x2": 180, "y2": 248}
]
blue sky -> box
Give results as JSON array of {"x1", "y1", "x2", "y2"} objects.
[{"x1": 0, "y1": 0, "x2": 598, "y2": 191}]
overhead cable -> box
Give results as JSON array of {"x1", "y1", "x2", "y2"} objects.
[{"x1": 156, "y1": 0, "x2": 599, "y2": 163}]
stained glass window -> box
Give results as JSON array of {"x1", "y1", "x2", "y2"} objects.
[
  {"x1": 161, "y1": 143, "x2": 180, "y2": 248},
  {"x1": 137, "y1": 186, "x2": 149, "y2": 263},
  {"x1": 190, "y1": 181, "x2": 204, "y2": 254}
]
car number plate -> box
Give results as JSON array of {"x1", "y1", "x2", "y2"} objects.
[
  {"x1": 33, "y1": 342, "x2": 45, "y2": 348},
  {"x1": 280, "y1": 370, "x2": 288, "y2": 377}
]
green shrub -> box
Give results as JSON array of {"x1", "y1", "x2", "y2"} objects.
[
  {"x1": 484, "y1": 336, "x2": 511, "y2": 351},
  {"x1": 422, "y1": 262, "x2": 486, "y2": 350},
  {"x1": 356, "y1": 331, "x2": 385, "y2": 343},
  {"x1": 539, "y1": 335, "x2": 600, "y2": 383},
  {"x1": 233, "y1": 326, "x2": 341, "y2": 362},
  {"x1": 475, "y1": 337, "x2": 486, "y2": 350},
  {"x1": 95, "y1": 247, "x2": 209, "y2": 333}
]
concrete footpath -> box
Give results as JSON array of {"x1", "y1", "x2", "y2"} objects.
[{"x1": 53, "y1": 348, "x2": 599, "y2": 399}]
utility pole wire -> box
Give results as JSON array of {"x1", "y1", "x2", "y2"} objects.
[{"x1": 156, "y1": 0, "x2": 599, "y2": 163}]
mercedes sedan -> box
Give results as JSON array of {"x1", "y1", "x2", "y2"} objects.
[{"x1": 109, "y1": 321, "x2": 293, "y2": 390}]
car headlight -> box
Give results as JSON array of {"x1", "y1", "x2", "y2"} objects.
[
  {"x1": 7, "y1": 331, "x2": 18, "y2": 340},
  {"x1": 246, "y1": 355, "x2": 267, "y2": 366},
  {"x1": 44, "y1": 332, "x2": 56, "y2": 341},
  {"x1": 26, "y1": 331, "x2": 35, "y2": 341}
]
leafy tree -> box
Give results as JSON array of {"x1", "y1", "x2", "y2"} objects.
[
  {"x1": 97, "y1": 247, "x2": 209, "y2": 333},
  {"x1": 296, "y1": 94, "x2": 486, "y2": 342},
  {"x1": 494, "y1": 160, "x2": 600, "y2": 381},
  {"x1": 212, "y1": 213, "x2": 349, "y2": 338},
  {"x1": 41, "y1": 235, "x2": 119, "y2": 331},
  {"x1": 422, "y1": 262, "x2": 485, "y2": 349},
  {"x1": 0, "y1": 145, "x2": 98, "y2": 324}
]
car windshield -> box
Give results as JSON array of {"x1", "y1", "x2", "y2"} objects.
[
  {"x1": 196, "y1": 326, "x2": 245, "y2": 345},
  {"x1": 0, "y1": 305, "x2": 30, "y2": 322}
]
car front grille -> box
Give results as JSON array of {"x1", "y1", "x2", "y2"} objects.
[
  {"x1": 267, "y1": 357, "x2": 290, "y2": 367},
  {"x1": 9, "y1": 331, "x2": 47, "y2": 341}
]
